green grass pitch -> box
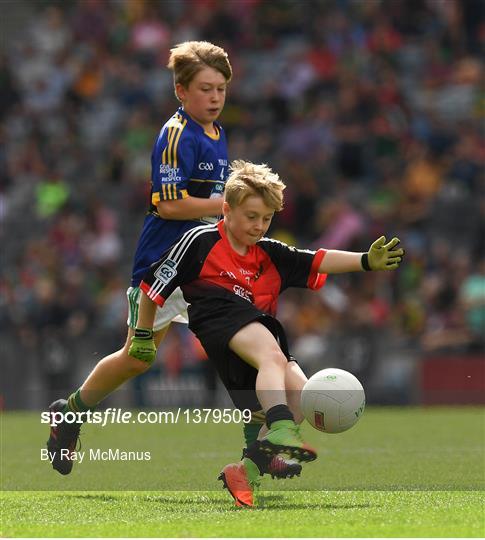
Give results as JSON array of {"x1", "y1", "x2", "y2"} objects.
[{"x1": 1, "y1": 407, "x2": 484, "y2": 537}]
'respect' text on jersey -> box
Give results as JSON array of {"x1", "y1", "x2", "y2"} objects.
[{"x1": 131, "y1": 107, "x2": 228, "y2": 286}]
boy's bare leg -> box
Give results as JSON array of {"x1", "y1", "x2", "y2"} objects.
[
  {"x1": 79, "y1": 325, "x2": 170, "y2": 407},
  {"x1": 285, "y1": 361, "x2": 307, "y2": 424},
  {"x1": 229, "y1": 321, "x2": 316, "y2": 463},
  {"x1": 47, "y1": 322, "x2": 170, "y2": 475},
  {"x1": 228, "y1": 321, "x2": 287, "y2": 412},
  {"x1": 258, "y1": 360, "x2": 307, "y2": 439}
]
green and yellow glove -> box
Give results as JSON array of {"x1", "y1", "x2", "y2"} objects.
[
  {"x1": 129, "y1": 328, "x2": 157, "y2": 364},
  {"x1": 362, "y1": 236, "x2": 404, "y2": 271}
]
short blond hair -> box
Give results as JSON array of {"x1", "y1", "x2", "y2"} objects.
[
  {"x1": 167, "y1": 41, "x2": 232, "y2": 89},
  {"x1": 224, "y1": 160, "x2": 286, "y2": 211}
]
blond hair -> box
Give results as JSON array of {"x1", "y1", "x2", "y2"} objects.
[
  {"x1": 167, "y1": 41, "x2": 232, "y2": 89},
  {"x1": 224, "y1": 160, "x2": 286, "y2": 211}
]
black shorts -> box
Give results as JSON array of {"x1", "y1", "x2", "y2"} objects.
[{"x1": 187, "y1": 294, "x2": 293, "y2": 411}]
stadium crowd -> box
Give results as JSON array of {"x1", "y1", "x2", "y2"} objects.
[{"x1": 1, "y1": 0, "x2": 483, "y2": 407}]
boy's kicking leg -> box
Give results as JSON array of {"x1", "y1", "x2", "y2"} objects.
[
  {"x1": 241, "y1": 360, "x2": 307, "y2": 479},
  {"x1": 228, "y1": 322, "x2": 315, "y2": 462},
  {"x1": 256, "y1": 359, "x2": 307, "y2": 439},
  {"x1": 46, "y1": 325, "x2": 169, "y2": 475},
  {"x1": 219, "y1": 322, "x2": 315, "y2": 507},
  {"x1": 243, "y1": 360, "x2": 306, "y2": 480}
]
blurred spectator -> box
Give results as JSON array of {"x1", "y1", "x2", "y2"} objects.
[
  {"x1": 36, "y1": 174, "x2": 70, "y2": 219},
  {"x1": 460, "y1": 259, "x2": 485, "y2": 351},
  {"x1": 313, "y1": 198, "x2": 365, "y2": 250}
]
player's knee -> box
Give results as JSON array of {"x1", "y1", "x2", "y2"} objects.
[{"x1": 266, "y1": 349, "x2": 288, "y2": 370}]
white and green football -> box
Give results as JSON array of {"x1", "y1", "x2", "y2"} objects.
[{"x1": 300, "y1": 368, "x2": 365, "y2": 433}]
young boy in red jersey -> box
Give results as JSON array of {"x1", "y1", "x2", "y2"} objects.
[{"x1": 131, "y1": 160, "x2": 404, "y2": 507}]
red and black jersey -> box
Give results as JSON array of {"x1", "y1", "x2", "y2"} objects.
[
  {"x1": 140, "y1": 220, "x2": 327, "y2": 319},
  {"x1": 141, "y1": 220, "x2": 328, "y2": 411}
]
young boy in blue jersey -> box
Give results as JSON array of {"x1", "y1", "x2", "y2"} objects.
[
  {"x1": 131, "y1": 160, "x2": 405, "y2": 507},
  {"x1": 46, "y1": 41, "x2": 296, "y2": 480},
  {"x1": 46, "y1": 41, "x2": 233, "y2": 474}
]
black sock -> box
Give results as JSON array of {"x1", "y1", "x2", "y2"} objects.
[{"x1": 266, "y1": 404, "x2": 294, "y2": 429}]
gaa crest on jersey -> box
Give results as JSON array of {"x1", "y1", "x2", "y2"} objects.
[
  {"x1": 198, "y1": 162, "x2": 214, "y2": 171},
  {"x1": 154, "y1": 259, "x2": 177, "y2": 284}
]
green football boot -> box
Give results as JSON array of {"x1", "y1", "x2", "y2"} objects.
[
  {"x1": 260, "y1": 420, "x2": 317, "y2": 462},
  {"x1": 241, "y1": 447, "x2": 302, "y2": 479}
]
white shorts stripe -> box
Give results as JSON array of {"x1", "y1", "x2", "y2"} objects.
[{"x1": 126, "y1": 286, "x2": 188, "y2": 331}]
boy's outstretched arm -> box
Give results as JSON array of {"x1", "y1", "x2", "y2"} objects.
[
  {"x1": 128, "y1": 292, "x2": 158, "y2": 363},
  {"x1": 319, "y1": 236, "x2": 404, "y2": 274}
]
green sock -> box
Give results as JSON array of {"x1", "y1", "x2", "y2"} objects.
[
  {"x1": 243, "y1": 422, "x2": 263, "y2": 447},
  {"x1": 269, "y1": 419, "x2": 295, "y2": 430},
  {"x1": 242, "y1": 457, "x2": 261, "y2": 486},
  {"x1": 63, "y1": 389, "x2": 92, "y2": 413}
]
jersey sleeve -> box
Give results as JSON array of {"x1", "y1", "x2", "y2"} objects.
[
  {"x1": 140, "y1": 228, "x2": 203, "y2": 307},
  {"x1": 260, "y1": 239, "x2": 327, "y2": 292},
  {"x1": 151, "y1": 118, "x2": 194, "y2": 205}
]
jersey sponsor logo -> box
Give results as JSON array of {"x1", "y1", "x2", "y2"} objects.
[
  {"x1": 198, "y1": 162, "x2": 214, "y2": 171},
  {"x1": 154, "y1": 259, "x2": 177, "y2": 284},
  {"x1": 209, "y1": 182, "x2": 224, "y2": 200},
  {"x1": 160, "y1": 164, "x2": 182, "y2": 183},
  {"x1": 218, "y1": 159, "x2": 228, "y2": 166},
  {"x1": 233, "y1": 285, "x2": 252, "y2": 302}
]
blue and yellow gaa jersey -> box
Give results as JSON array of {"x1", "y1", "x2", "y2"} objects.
[{"x1": 131, "y1": 107, "x2": 228, "y2": 286}]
